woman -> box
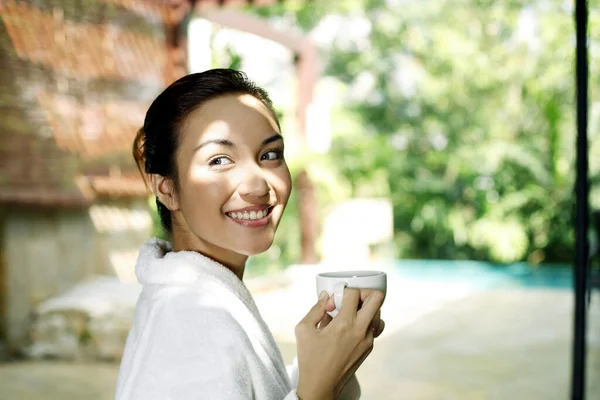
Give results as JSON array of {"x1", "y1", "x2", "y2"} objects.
[{"x1": 115, "y1": 69, "x2": 385, "y2": 400}]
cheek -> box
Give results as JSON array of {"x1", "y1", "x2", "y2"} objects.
[
  {"x1": 179, "y1": 178, "x2": 231, "y2": 217},
  {"x1": 274, "y1": 167, "x2": 292, "y2": 204}
]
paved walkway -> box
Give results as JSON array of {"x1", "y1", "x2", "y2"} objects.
[
  {"x1": 354, "y1": 288, "x2": 600, "y2": 400},
  {"x1": 0, "y1": 279, "x2": 598, "y2": 399}
]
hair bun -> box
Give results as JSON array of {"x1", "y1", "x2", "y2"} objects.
[{"x1": 133, "y1": 127, "x2": 148, "y2": 175}]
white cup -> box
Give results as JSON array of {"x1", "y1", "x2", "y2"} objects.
[{"x1": 316, "y1": 271, "x2": 387, "y2": 317}]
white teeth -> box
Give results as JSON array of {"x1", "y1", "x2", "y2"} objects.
[{"x1": 228, "y1": 208, "x2": 269, "y2": 221}]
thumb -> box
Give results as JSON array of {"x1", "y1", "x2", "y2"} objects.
[{"x1": 301, "y1": 291, "x2": 330, "y2": 327}]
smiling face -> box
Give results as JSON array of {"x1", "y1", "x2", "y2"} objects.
[{"x1": 161, "y1": 93, "x2": 292, "y2": 270}]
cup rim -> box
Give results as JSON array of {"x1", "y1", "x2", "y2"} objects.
[{"x1": 317, "y1": 270, "x2": 386, "y2": 279}]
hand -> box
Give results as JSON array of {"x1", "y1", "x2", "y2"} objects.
[
  {"x1": 318, "y1": 298, "x2": 385, "y2": 339},
  {"x1": 295, "y1": 288, "x2": 385, "y2": 400},
  {"x1": 318, "y1": 297, "x2": 385, "y2": 338}
]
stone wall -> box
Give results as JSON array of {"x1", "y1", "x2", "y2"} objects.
[{"x1": 3, "y1": 198, "x2": 151, "y2": 352}]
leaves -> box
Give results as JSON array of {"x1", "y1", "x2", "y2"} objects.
[{"x1": 239, "y1": 0, "x2": 600, "y2": 265}]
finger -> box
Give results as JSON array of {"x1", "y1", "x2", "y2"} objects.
[
  {"x1": 342, "y1": 343, "x2": 372, "y2": 385},
  {"x1": 374, "y1": 319, "x2": 385, "y2": 338},
  {"x1": 339, "y1": 331, "x2": 375, "y2": 390},
  {"x1": 356, "y1": 289, "x2": 382, "y2": 312},
  {"x1": 369, "y1": 310, "x2": 381, "y2": 334},
  {"x1": 318, "y1": 312, "x2": 333, "y2": 330},
  {"x1": 337, "y1": 288, "x2": 361, "y2": 319},
  {"x1": 325, "y1": 296, "x2": 336, "y2": 312},
  {"x1": 356, "y1": 290, "x2": 385, "y2": 329},
  {"x1": 358, "y1": 288, "x2": 379, "y2": 303},
  {"x1": 299, "y1": 291, "x2": 330, "y2": 328}
]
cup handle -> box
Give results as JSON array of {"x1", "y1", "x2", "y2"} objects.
[{"x1": 333, "y1": 282, "x2": 347, "y2": 313}]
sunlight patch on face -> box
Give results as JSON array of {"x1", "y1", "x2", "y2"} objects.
[
  {"x1": 238, "y1": 93, "x2": 263, "y2": 108},
  {"x1": 238, "y1": 94, "x2": 276, "y2": 125},
  {"x1": 204, "y1": 119, "x2": 231, "y2": 138}
]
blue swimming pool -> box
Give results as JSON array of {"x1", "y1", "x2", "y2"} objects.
[{"x1": 393, "y1": 259, "x2": 573, "y2": 289}]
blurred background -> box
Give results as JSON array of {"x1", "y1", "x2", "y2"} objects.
[{"x1": 0, "y1": 0, "x2": 598, "y2": 398}]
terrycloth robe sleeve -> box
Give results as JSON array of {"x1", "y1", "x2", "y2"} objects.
[{"x1": 115, "y1": 298, "x2": 299, "y2": 400}]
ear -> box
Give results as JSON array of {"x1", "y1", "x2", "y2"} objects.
[{"x1": 148, "y1": 174, "x2": 180, "y2": 211}]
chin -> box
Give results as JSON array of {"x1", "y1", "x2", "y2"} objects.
[{"x1": 237, "y1": 238, "x2": 275, "y2": 257}]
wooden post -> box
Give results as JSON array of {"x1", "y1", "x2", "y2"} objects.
[
  {"x1": 295, "y1": 38, "x2": 319, "y2": 264},
  {"x1": 165, "y1": 0, "x2": 192, "y2": 84}
]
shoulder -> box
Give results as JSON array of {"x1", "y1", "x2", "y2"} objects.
[
  {"x1": 131, "y1": 284, "x2": 252, "y2": 384},
  {"x1": 119, "y1": 285, "x2": 255, "y2": 400},
  {"x1": 140, "y1": 282, "x2": 249, "y2": 347}
]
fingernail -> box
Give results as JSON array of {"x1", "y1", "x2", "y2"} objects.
[{"x1": 319, "y1": 291, "x2": 329, "y2": 301}]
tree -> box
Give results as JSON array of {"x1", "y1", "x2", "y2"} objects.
[{"x1": 249, "y1": 0, "x2": 600, "y2": 264}]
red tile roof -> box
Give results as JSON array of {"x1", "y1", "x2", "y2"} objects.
[
  {"x1": 0, "y1": 0, "x2": 166, "y2": 206},
  {"x1": 0, "y1": 1, "x2": 166, "y2": 82},
  {"x1": 36, "y1": 92, "x2": 146, "y2": 159},
  {"x1": 0, "y1": 0, "x2": 283, "y2": 207},
  {"x1": 79, "y1": 174, "x2": 151, "y2": 198}
]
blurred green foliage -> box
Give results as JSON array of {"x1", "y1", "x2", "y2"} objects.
[
  {"x1": 250, "y1": 0, "x2": 600, "y2": 267},
  {"x1": 153, "y1": 0, "x2": 600, "y2": 270}
]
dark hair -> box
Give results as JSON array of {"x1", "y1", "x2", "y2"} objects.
[{"x1": 133, "y1": 69, "x2": 280, "y2": 235}]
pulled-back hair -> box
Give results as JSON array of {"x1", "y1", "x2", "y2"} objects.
[{"x1": 133, "y1": 69, "x2": 280, "y2": 235}]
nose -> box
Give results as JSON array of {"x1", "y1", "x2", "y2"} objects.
[{"x1": 238, "y1": 164, "x2": 270, "y2": 199}]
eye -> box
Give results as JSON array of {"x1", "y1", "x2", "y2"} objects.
[
  {"x1": 208, "y1": 156, "x2": 233, "y2": 166},
  {"x1": 261, "y1": 149, "x2": 283, "y2": 161}
]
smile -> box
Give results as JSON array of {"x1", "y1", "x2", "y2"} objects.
[{"x1": 226, "y1": 206, "x2": 273, "y2": 223}]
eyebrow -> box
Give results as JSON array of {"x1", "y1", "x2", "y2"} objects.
[
  {"x1": 262, "y1": 134, "x2": 284, "y2": 146},
  {"x1": 195, "y1": 134, "x2": 284, "y2": 152}
]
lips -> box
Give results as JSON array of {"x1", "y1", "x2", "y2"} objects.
[{"x1": 225, "y1": 206, "x2": 273, "y2": 221}]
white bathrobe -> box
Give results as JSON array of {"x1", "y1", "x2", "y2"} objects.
[{"x1": 115, "y1": 239, "x2": 360, "y2": 400}]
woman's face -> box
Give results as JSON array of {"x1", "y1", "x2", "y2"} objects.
[{"x1": 170, "y1": 94, "x2": 292, "y2": 268}]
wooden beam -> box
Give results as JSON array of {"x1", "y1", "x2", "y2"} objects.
[{"x1": 195, "y1": 8, "x2": 304, "y2": 52}]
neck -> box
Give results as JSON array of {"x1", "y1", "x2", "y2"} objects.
[{"x1": 171, "y1": 231, "x2": 247, "y2": 280}]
